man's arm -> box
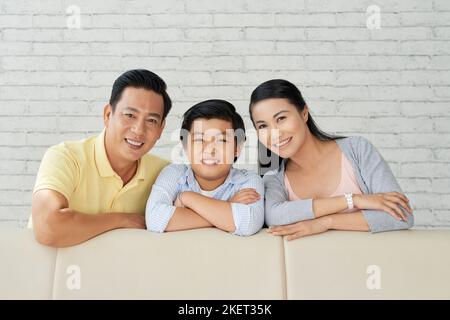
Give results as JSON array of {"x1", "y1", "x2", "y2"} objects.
[{"x1": 32, "y1": 189, "x2": 145, "y2": 248}]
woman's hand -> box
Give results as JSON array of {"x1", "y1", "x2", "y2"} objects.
[
  {"x1": 267, "y1": 217, "x2": 331, "y2": 241},
  {"x1": 229, "y1": 188, "x2": 261, "y2": 204},
  {"x1": 353, "y1": 192, "x2": 413, "y2": 221}
]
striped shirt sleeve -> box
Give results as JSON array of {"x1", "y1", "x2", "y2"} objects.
[
  {"x1": 230, "y1": 173, "x2": 265, "y2": 236},
  {"x1": 145, "y1": 164, "x2": 183, "y2": 233}
]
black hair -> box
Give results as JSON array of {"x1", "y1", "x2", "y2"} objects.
[
  {"x1": 109, "y1": 69, "x2": 172, "y2": 120},
  {"x1": 180, "y1": 99, "x2": 246, "y2": 162},
  {"x1": 249, "y1": 79, "x2": 345, "y2": 173}
]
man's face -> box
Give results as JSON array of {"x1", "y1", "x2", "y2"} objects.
[{"x1": 104, "y1": 87, "x2": 165, "y2": 163}]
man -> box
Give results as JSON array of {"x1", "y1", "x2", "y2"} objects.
[{"x1": 30, "y1": 69, "x2": 171, "y2": 247}]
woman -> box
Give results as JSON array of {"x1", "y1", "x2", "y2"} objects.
[{"x1": 249, "y1": 79, "x2": 414, "y2": 240}]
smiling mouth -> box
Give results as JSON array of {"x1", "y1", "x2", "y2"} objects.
[
  {"x1": 273, "y1": 137, "x2": 292, "y2": 149},
  {"x1": 201, "y1": 159, "x2": 220, "y2": 166},
  {"x1": 125, "y1": 138, "x2": 144, "y2": 149}
]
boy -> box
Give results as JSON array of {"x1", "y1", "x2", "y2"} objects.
[{"x1": 145, "y1": 99, "x2": 264, "y2": 236}]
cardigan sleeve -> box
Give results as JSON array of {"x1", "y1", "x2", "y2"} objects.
[
  {"x1": 263, "y1": 172, "x2": 315, "y2": 226},
  {"x1": 355, "y1": 137, "x2": 414, "y2": 233}
]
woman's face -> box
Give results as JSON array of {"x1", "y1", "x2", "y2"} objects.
[{"x1": 251, "y1": 98, "x2": 309, "y2": 159}]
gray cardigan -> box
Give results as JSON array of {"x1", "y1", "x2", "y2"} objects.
[{"x1": 263, "y1": 136, "x2": 414, "y2": 233}]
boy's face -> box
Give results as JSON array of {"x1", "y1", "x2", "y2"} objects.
[{"x1": 186, "y1": 118, "x2": 240, "y2": 183}]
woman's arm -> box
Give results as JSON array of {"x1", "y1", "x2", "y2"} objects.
[
  {"x1": 355, "y1": 137, "x2": 414, "y2": 233},
  {"x1": 264, "y1": 173, "x2": 362, "y2": 225},
  {"x1": 264, "y1": 173, "x2": 315, "y2": 226},
  {"x1": 325, "y1": 211, "x2": 369, "y2": 231},
  {"x1": 267, "y1": 211, "x2": 369, "y2": 241},
  {"x1": 265, "y1": 138, "x2": 414, "y2": 232}
]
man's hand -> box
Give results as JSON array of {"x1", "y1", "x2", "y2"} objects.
[
  {"x1": 118, "y1": 212, "x2": 146, "y2": 229},
  {"x1": 228, "y1": 188, "x2": 261, "y2": 205}
]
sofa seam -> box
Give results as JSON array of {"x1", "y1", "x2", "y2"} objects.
[
  {"x1": 281, "y1": 236, "x2": 288, "y2": 300},
  {"x1": 50, "y1": 248, "x2": 59, "y2": 300}
]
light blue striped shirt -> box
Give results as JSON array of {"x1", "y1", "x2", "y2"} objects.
[{"x1": 145, "y1": 163, "x2": 265, "y2": 236}]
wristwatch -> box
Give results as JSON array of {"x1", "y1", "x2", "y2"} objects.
[{"x1": 344, "y1": 193, "x2": 354, "y2": 210}]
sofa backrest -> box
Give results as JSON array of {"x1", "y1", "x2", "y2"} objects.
[{"x1": 1, "y1": 227, "x2": 449, "y2": 299}]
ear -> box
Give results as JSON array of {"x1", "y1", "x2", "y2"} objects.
[
  {"x1": 303, "y1": 105, "x2": 309, "y2": 123},
  {"x1": 103, "y1": 104, "x2": 112, "y2": 128},
  {"x1": 234, "y1": 139, "x2": 245, "y2": 159}
]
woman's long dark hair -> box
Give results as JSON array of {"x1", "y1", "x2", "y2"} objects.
[{"x1": 249, "y1": 79, "x2": 345, "y2": 174}]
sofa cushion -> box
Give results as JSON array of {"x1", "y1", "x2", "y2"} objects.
[
  {"x1": 284, "y1": 230, "x2": 450, "y2": 299},
  {"x1": 0, "y1": 227, "x2": 57, "y2": 299},
  {"x1": 52, "y1": 228, "x2": 286, "y2": 299}
]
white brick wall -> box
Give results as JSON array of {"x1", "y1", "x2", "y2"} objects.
[{"x1": 0, "y1": 0, "x2": 449, "y2": 229}]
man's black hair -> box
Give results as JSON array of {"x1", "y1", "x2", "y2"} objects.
[{"x1": 109, "y1": 69, "x2": 172, "y2": 120}]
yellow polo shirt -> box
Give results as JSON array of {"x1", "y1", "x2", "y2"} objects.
[{"x1": 27, "y1": 129, "x2": 169, "y2": 228}]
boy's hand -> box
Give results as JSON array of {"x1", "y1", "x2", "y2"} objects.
[
  {"x1": 229, "y1": 188, "x2": 261, "y2": 205},
  {"x1": 174, "y1": 194, "x2": 184, "y2": 208}
]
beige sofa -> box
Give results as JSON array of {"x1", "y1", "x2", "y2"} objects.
[{"x1": 1, "y1": 227, "x2": 449, "y2": 299}]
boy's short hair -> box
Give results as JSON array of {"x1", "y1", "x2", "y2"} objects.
[{"x1": 180, "y1": 99, "x2": 246, "y2": 161}]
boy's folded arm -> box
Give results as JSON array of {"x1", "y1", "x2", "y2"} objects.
[
  {"x1": 181, "y1": 192, "x2": 236, "y2": 233},
  {"x1": 146, "y1": 188, "x2": 214, "y2": 232},
  {"x1": 181, "y1": 174, "x2": 265, "y2": 236},
  {"x1": 146, "y1": 165, "x2": 217, "y2": 232},
  {"x1": 165, "y1": 207, "x2": 213, "y2": 232},
  {"x1": 230, "y1": 175, "x2": 265, "y2": 236},
  {"x1": 145, "y1": 196, "x2": 176, "y2": 232},
  {"x1": 145, "y1": 164, "x2": 186, "y2": 232},
  {"x1": 230, "y1": 201, "x2": 264, "y2": 236}
]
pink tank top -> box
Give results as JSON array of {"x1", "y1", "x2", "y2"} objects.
[{"x1": 284, "y1": 152, "x2": 362, "y2": 213}]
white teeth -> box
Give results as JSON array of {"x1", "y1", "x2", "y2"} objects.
[
  {"x1": 126, "y1": 138, "x2": 143, "y2": 146},
  {"x1": 202, "y1": 159, "x2": 218, "y2": 165},
  {"x1": 274, "y1": 137, "x2": 291, "y2": 148}
]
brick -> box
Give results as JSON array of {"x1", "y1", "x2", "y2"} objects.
[
  {"x1": 0, "y1": 160, "x2": 26, "y2": 174},
  {"x1": 214, "y1": 14, "x2": 275, "y2": 27}
]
